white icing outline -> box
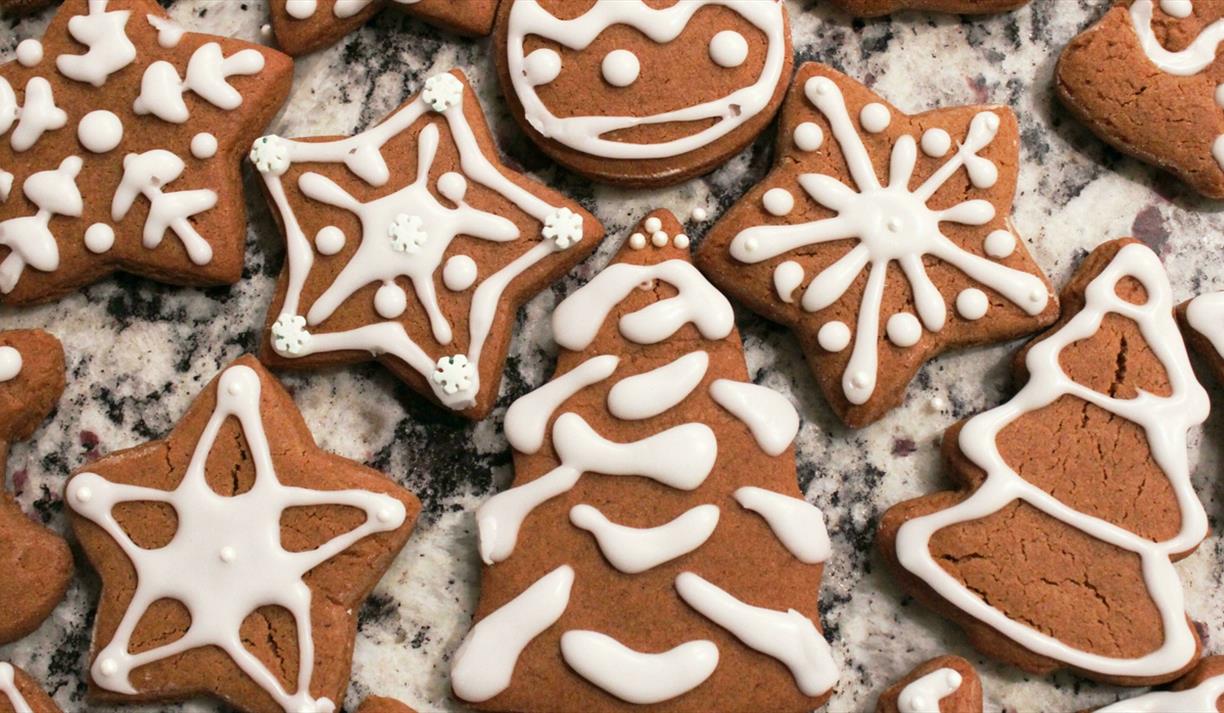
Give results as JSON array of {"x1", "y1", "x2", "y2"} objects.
[
  {"x1": 0, "y1": 662, "x2": 32, "y2": 713},
  {"x1": 1186, "y1": 290, "x2": 1224, "y2": 358},
  {"x1": 559, "y1": 630, "x2": 719, "y2": 704},
  {"x1": 1096, "y1": 667, "x2": 1224, "y2": 711},
  {"x1": 897, "y1": 666, "x2": 962, "y2": 713}
]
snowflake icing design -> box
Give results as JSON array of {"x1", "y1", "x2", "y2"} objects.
[
  {"x1": 433, "y1": 353, "x2": 474, "y2": 394},
  {"x1": 729, "y1": 75, "x2": 1050, "y2": 406}
]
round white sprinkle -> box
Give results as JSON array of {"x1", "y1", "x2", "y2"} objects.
[
  {"x1": 629, "y1": 232, "x2": 647, "y2": 250},
  {"x1": 191, "y1": 132, "x2": 218, "y2": 159},
  {"x1": 100, "y1": 659, "x2": 118, "y2": 676},
  {"x1": 709, "y1": 30, "x2": 748, "y2": 68},
  {"x1": 219, "y1": 546, "x2": 237, "y2": 563},
  {"x1": 983, "y1": 229, "x2": 1016, "y2": 259},
  {"x1": 956, "y1": 288, "x2": 989, "y2": 320},
  {"x1": 644, "y1": 216, "x2": 663, "y2": 234},
  {"x1": 886, "y1": 312, "x2": 922, "y2": 348},
  {"x1": 16, "y1": 39, "x2": 42, "y2": 67},
  {"x1": 374, "y1": 281, "x2": 408, "y2": 319},
  {"x1": 860, "y1": 103, "x2": 891, "y2": 133},
  {"x1": 651, "y1": 230, "x2": 669, "y2": 247},
  {"x1": 442, "y1": 254, "x2": 478, "y2": 292},
  {"x1": 673, "y1": 233, "x2": 690, "y2": 249},
  {"x1": 817, "y1": 321, "x2": 851, "y2": 352},
  {"x1": 84, "y1": 223, "x2": 115, "y2": 253},
  {"x1": 920, "y1": 128, "x2": 952, "y2": 158},
  {"x1": 691, "y1": 207, "x2": 708, "y2": 222},
  {"x1": 78, "y1": 110, "x2": 124, "y2": 153},
  {"x1": 601, "y1": 49, "x2": 640, "y2": 87},
  {"x1": 793, "y1": 121, "x2": 824, "y2": 152},
  {"x1": 314, "y1": 226, "x2": 346, "y2": 255},
  {"x1": 929, "y1": 396, "x2": 947, "y2": 412},
  {"x1": 763, "y1": 187, "x2": 794, "y2": 216}
]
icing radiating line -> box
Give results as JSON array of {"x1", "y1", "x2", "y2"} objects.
[
  {"x1": 734, "y1": 487, "x2": 829, "y2": 564},
  {"x1": 607, "y1": 351, "x2": 709, "y2": 421},
  {"x1": 570, "y1": 503, "x2": 720, "y2": 573},
  {"x1": 559, "y1": 630, "x2": 719, "y2": 704},
  {"x1": 709, "y1": 379, "x2": 799, "y2": 456},
  {"x1": 505, "y1": 354, "x2": 620, "y2": 454}
]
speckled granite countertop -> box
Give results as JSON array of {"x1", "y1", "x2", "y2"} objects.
[{"x1": 2, "y1": 1, "x2": 1224, "y2": 711}]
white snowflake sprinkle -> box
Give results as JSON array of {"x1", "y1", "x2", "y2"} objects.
[
  {"x1": 271, "y1": 313, "x2": 309, "y2": 355},
  {"x1": 433, "y1": 354, "x2": 473, "y2": 395},
  {"x1": 422, "y1": 73, "x2": 463, "y2": 113},
  {"x1": 542, "y1": 207, "x2": 583, "y2": 250},
  {"x1": 388, "y1": 213, "x2": 428, "y2": 253},
  {"x1": 249, "y1": 135, "x2": 290, "y2": 176}
]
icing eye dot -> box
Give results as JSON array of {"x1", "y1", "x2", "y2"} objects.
[
  {"x1": 860, "y1": 103, "x2": 891, "y2": 133},
  {"x1": 374, "y1": 281, "x2": 409, "y2": 319},
  {"x1": 763, "y1": 187, "x2": 794, "y2": 216},
  {"x1": 920, "y1": 128, "x2": 951, "y2": 158},
  {"x1": 709, "y1": 30, "x2": 748, "y2": 68},
  {"x1": 817, "y1": 321, "x2": 851, "y2": 352},
  {"x1": 886, "y1": 312, "x2": 922, "y2": 347},
  {"x1": 314, "y1": 226, "x2": 346, "y2": 255},
  {"x1": 983, "y1": 229, "x2": 1016, "y2": 259},
  {"x1": 523, "y1": 48, "x2": 562, "y2": 87},
  {"x1": 16, "y1": 39, "x2": 43, "y2": 67},
  {"x1": 773, "y1": 260, "x2": 804, "y2": 304},
  {"x1": 601, "y1": 49, "x2": 640, "y2": 88},
  {"x1": 191, "y1": 132, "x2": 218, "y2": 159},
  {"x1": 443, "y1": 254, "x2": 479, "y2": 292},
  {"x1": 793, "y1": 122, "x2": 824, "y2": 152},
  {"x1": 629, "y1": 232, "x2": 647, "y2": 250},
  {"x1": 84, "y1": 223, "x2": 115, "y2": 253},
  {"x1": 437, "y1": 171, "x2": 468, "y2": 203},
  {"x1": 956, "y1": 288, "x2": 989, "y2": 320},
  {"x1": 78, "y1": 110, "x2": 124, "y2": 153}
]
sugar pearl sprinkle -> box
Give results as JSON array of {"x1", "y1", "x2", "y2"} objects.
[{"x1": 629, "y1": 215, "x2": 690, "y2": 250}]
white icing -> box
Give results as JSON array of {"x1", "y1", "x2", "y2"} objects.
[
  {"x1": 691, "y1": 206, "x2": 708, "y2": 221},
  {"x1": 6, "y1": 77, "x2": 69, "y2": 152},
  {"x1": 601, "y1": 49, "x2": 640, "y2": 87},
  {"x1": 559, "y1": 630, "x2": 719, "y2": 704},
  {"x1": 570, "y1": 503, "x2": 720, "y2": 573},
  {"x1": 67, "y1": 365, "x2": 407, "y2": 712},
  {"x1": 191, "y1": 132, "x2": 218, "y2": 159},
  {"x1": 983, "y1": 228, "x2": 1016, "y2": 258},
  {"x1": 895, "y1": 243, "x2": 1210, "y2": 678},
  {"x1": 709, "y1": 30, "x2": 748, "y2": 68},
  {"x1": 78, "y1": 110, "x2": 124, "y2": 153},
  {"x1": 729, "y1": 77, "x2": 1048, "y2": 406},
  {"x1": 505, "y1": 354, "x2": 620, "y2": 454},
  {"x1": 733, "y1": 487, "x2": 829, "y2": 563},
  {"x1": 708, "y1": 379, "x2": 798, "y2": 456},
  {"x1": 16, "y1": 39, "x2": 43, "y2": 67},
  {"x1": 898, "y1": 667, "x2": 962, "y2": 713},
  {"x1": 645, "y1": 216, "x2": 663, "y2": 234},
  {"x1": 1161, "y1": 0, "x2": 1194, "y2": 17},
  {"x1": 112, "y1": 150, "x2": 217, "y2": 265},
  {"x1": 674, "y1": 233, "x2": 691, "y2": 249},
  {"x1": 1130, "y1": 0, "x2": 1223, "y2": 75},
  {"x1": 886, "y1": 312, "x2": 922, "y2": 347},
  {"x1": 629, "y1": 232, "x2": 647, "y2": 250},
  {"x1": 57, "y1": 0, "x2": 138, "y2": 87},
  {"x1": 607, "y1": 351, "x2": 708, "y2": 420},
  {"x1": 451, "y1": 565, "x2": 574, "y2": 703},
  {"x1": 1186, "y1": 291, "x2": 1224, "y2": 358},
  {"x1": 763, "y1": 187, "x2": 794, "y2": 216},
  {"x1": 84, "y1": 223, "x2": 116, "y2": 253},
  {"x1": 523, "y1": 48, "x2": 563, "y2": 86},
  {"x1": 443, "y1": 254, "x2": 478, "y2": 291},
  {"x1": 955, "y1": 288, "x2": 989, "y2": 320},
  {"x1": 504, "y1": 0, "x2": 787, "y2": 159},
  {"x1": 285, "y1": 0, "x2": 318, "y2": 19},
  {"x1": 374, "y1": 281, "x2": 408, "y2": 319},
  {"x1": 774, "y1": 260, "x2": 804, "y2": 303},
  {"x1": 0, "y1": 346, "x2": 22, "y2": 382},
  {"x1": 146, "y1": 14, "x2": 185, "y2": 48},
  {"x1": 920, "y1": 128, "x2": 951, "y2": 158},
  {"x1": 651, "y1": 230, "x2": 669, "y2": 247},
  {"x1": 794, "y1": 121, "x2": 824, "y2": 152},
  {"x1": 313, "y1": 226, "x2": 345, "y2": 255},
  {"x1": 134, "y1": 42, "x2": 265, "y2": 124},
  {"x1": 817, "y1": 321, "x2": 850, "y2": 352},
  {"x1": 674, "y1": 572, "x2": 838, "y2": 696},
  {"x1": 859, "y1": 102, "x2": 890, "y2": 133},
  {"x1": 1096, "y1": 669, "x2": 1224, "y2": 711},
  {"x1": 0, "y1": 663, "x2": 32, "y2": 713},
  {"x1": 0, "y1": 156, "x2": 81, "y2": 293}
]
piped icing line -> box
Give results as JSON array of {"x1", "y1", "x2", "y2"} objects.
[
  {"x1": 1185, "y1": 290, "x2": 1224, "y2": 358},
  {"x1": 552, "y1": 259, "x2": 735, "y2": 351},
  {"x1": 505, "y1": 354, "x2": 620, "y2": 454},
  {"x1": 283, "y1": 0, "x2": 421, "y2": 20},
  {"x1": 733, "y1": 487, "x2": 829, "y2": 564},
  {"x1": 897, "y1": 667, "x2": 962, "y2": 713},
  {"x1": 0, "y1": 346, "x2": 22, "y2": 382},
  {"x1": 56, "y1": 0, "x2": 138, "y2": 88},
  {"x1": 255, "y1": 72, "x2": 583, "y2": 411},
  {"x1": 477, "y1": 413, "x2": 718, "y2": 564},
  {"x1": 1, "y1": 76, "x2": 69, "y2": 153},
  {"x1": 569, "y1": 503, "x2": 721, "y2": 574},
  {"x1": 607, "y1": 351, "x2": 709, "y2": 421},
  {"x1": 1095, "y1": 669, "x2": 1224, "y2": 711},
  {"x1": 133, "y1": 42, "x2": 266, "y2": 123},
  {"x1": 674, "y1": 572, "x2": 839, "y2": 696},
  {"x1": 894, "y1": 242, "x2": 1210, "y2": 678},
  {"x1": 559, "y1": 630, "x2": 720, "y2": 704},
  {"x1": 67, "y1": 365, "x2": 407, "y2": 713},
  {"x1": 451, "y1": 565, "x2": 574, "y2": 703},
  {"x1": 0, "y1": 156, "x2": 79, "y2": 293},
  {"x1": 709, "y1": 378, "x2": 799, "y2": 456},
  {"x1": 728, "y1": 75, "x2": 1049, "y2": 406},
  {"x1": 505, "y1": 0, "x2": 787, "y2": 160},
  {"x1": 0, "y1": 663, "x2": 32, "y2": 713}
]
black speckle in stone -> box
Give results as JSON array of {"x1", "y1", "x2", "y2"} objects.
[
  {"x1": 48, "y1": 607, "x2": 93, "y2": 680},
  {"x1": 30, "y1": 483, "x2": 63, "y2": 523},
  {"x1": 358, "y1": 593, "x2": 399, "y2": 630},
  {"x1": 410, "y1": 625, "x2": 432, "y2": 649}
]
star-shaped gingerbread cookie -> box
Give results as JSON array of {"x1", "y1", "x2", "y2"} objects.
[
  {"x1": 0, "y1": 329, "x2": 71, "y2": 647},
  {"x1": 0, "y1": 0, "x2": 292, "y2": 305},
  {"x1": 66, "y1": 355, "x2": 420, "y2": 713},
  {"x1": 829, "y1": 0, "x2": 1027, "y2": 16},
  {"x1": 268, "y1": 0, "x2": 500, "y2": 56},
  {"x1": 697, "y1": 63, "x2": 1059, "y2": 427},
  {"x1": 252, "y1": 69, "x2": 603, "y2": 420}
]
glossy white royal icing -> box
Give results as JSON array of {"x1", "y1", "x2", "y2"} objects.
[
  {"x1": 1096, "y1": 668, "x2": 1224, "y2": 711},
  {"x1": 607, "y1": 351, "x2": 709, "y2": 420},
  {"x1": 112, "y1": 150, "x2": 217, "y2": 265},
  {"x1": 733, "y1": 487, "x2": 829, "y2": 564},
  {"x1": 133, "y1": 42, "x2": 266, "y2": 123},
  {"x1": 570, "y1": 503, "x2": 721, "y2": 574},
  {"x1": 559, "y1": 630, "x2": 719, "y2": 704},
  {"x1": 894, "y1": 242, "x2": 1209, "y2": 678},
  {"x1": 729, "y1": 75, "x2": 1049, "y2": 406},
  {"x1": 67, "y1": 365, "x2": 407, "y2": 712},
  {"x1": 1186, "y1": 290, "x2": 1224, "y2": 359},
  {"x1": 897, "y1": 667, "x2": 962, "y2": 713},
  {"x1": 0, "y1": 156, "x2": 80, "y2": 293},
  {"x1": 709, "y1": 378, "x2": 799, "y2": 456},
  {"x1": 0, "y1": 346, "x2": 22, "y2": 382},
  {"x1": 282, "y1": 0, "x2": 421, "y2": 21},
  {"x1": 504, "y1": 0, "x2": 787, "y2": 160},
  {"x1": 0, "y1": 663, "x2": 32, "y2": 713},
  {"x1": 56, "y1": 0, "x2": 137, "y2": 87}
]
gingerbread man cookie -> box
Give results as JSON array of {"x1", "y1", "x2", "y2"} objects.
[
  {"x1": 697, "y1": 63, "x2": 1058, "y2": 427},
  {"x1": 829, "y1": 0, "x2": 1027, "y2": 17},
  {"x1": 0, "y1": 662, "x2": 61, "y2": 713},
  {"x1": 879, "y1": 239, "x2": 1210, "y2": 686},
  {"x1": 1093, "y1": 655, "x2": 1224, "y2": 710},
  {"x1": 269, "y1": 0, "x2": 500, "y2": 57},
  {"x1": 876, "y1": 656, "x2": 982, "y2": 713},
  {"x1": 0, "y1": 329, "x2": 71, "y2": 647},
  {"x1": 66, "y1": 355, "x2": 420, "y2": 713}
]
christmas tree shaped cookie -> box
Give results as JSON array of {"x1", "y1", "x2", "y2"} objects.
[
  {"x1": 66, "y1": 356, "x2": 420, "y2": 712},
  {"x1": 0, "y1": 0, "x2": 293, "y2": 305},
  {"x1": 252, "y1": 69, "x2": 603, "y2": 420},
  {"x1": 0, "y1": 662, "x2": 61, "y2": 713},
  {"x1": 879, "y1": 239, "x2": 1210, "y2": 686},
  {"x1": 269, "y1": 0, "x2": 500, "y2": 57},
  {"x1": 876, "y1": 655, "x2": 981, "y2": 713},
  {"x1": 451, "y1": 210, "x2": 839, "y2": 712},
  {"x1": 0, "y1": 329, "x2": 71, "y2": 647},
  {"x1": 696, "y1": 63, "x2": 1058, "y2": 427}
]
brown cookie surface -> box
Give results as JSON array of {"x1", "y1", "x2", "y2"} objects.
[
  {"x1": 356, "y1": 695, "x2": 418, "y2": 713},
  {"x1": 878, "y1": 239, "x2": 1210, "y2": 687},
  {"x1": 876, "y1": 655, "x2": 982, "y2": 713},
  {"x1": 253, "y1": 69, "x2": 603, "y2": 421},
  {"x1": 493, "y1": 0, "x2": 794, "y2": 187},
  {"x1": 0, "y1": 329, "x2": 71, "y2": 647},
  {"x1": 452, "y1": 210, "x2": 838, "y2": 712},
  {"x1": 269, "y1": 0, "x2": 500, "y2": 57},
  {"x1": 829, "y1": 0, "x2": 1027, "y2": 16},
  {"x1": 696, "y1": 62, "x2": 1058, "y2": 428},
  {"x1": 1057, "y1": 1, "x2": 1224, "y2": 199},
  {"x1": 0, "y1": 662, "x2": 61, "y2": 713},
  {"x1": 65, "y1": 355, "x2": 420, "y2": 713},
  {"x1": 1091, "y1": 655, "x2": 1224, "y2": 710}
]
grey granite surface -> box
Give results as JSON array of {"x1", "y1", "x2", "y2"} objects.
[{"x1": 3, "y1": 1, "x2": 1224, "y2": 711}]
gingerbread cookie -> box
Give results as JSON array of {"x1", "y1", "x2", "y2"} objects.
[
  {"x1": 696, "y1": 63, "x2": 1058, "y2": 427},
  {"x1": 0, "y1": 329, "x2": 71, "y2": 647},
  {"x1": 876, "y1": 656, "x2": 982, "y2": 713},
  {"x1": 452, "y1": 210, "x2": 838, "y2": 711},
  {"x1": 0, "y1": 0, "x2": 51, "y2": 18},
  {"x1": 1057, "y1": 1, "x2": 1224, "y2": 199},
  {"x1": 1179, "y1": 290, "x2": 1224, "y2": 383},
  {"x1": 269, "y1": 0, "x2": 500, "y2": 57},
  {"x1": 879, "y1": 239, "x2": 1210, "y2": 686},
  {"x1": 357, "y1": 696, "x2": 418, "y2": 713},
  {"x1": 1094, "y1": 655, "x2": 1224, "y2": 710},
  {"x1": 829, "y1": 0, "x2": 1027, "y2": 16},
  {"x1": 253, "y1": 69, "x2": 603, "y2": 421},
  {"x1": 0, "y1": 0, "x2": 292, "y2": 305},
  {"x1": 66, "y1": 355, "x2": 420, "y2": 713},
  {"x1": 492, "y1": 0, "x2": 794, "y2": 187},
  {"x1": 0, "y1": 662, "x2": 61, "y2": 713}
]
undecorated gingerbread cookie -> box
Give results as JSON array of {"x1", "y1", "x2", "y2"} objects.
[
  {"x1": 268, "y1": 0, "x2": 500, "y2": 57},
  {"x1": 876, "y1": 656, "x2": 982, "y2": 713},
  {"x1": 879, "y1": 239, "x2": 1210, "y2": 686},
  {"x1": 66, "y1": 355, "x2": 420, "y2": 713},
  {"x1": 0, "y1": 329, "x2": 71, "y2": 647},
  {"x1": 0, "y1": 662, "x2": 61, "y2": 713},
  {"x1": 697, "y1": 63, "x2": 1058, "y2": 427},
  {"x1": 493, "y1": 0, "x2": 794, "y2": 187},
  {"x1": 1094, "y1": 655, "x2": 1224, "y2": 711},
  {"x1": 253, "y1": 69, "x2": 603, "y2": 420},
  {"x1": 829, "y1": 0, "x2": 1027, "y2": 17}
]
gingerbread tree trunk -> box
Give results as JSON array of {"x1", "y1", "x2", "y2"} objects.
[
  {"x1": 879, "y1": 239, "x2": 1210, "y2": 687},
  {"x1": 451, "y1": 210, "x2": 839, "y2": 712}
]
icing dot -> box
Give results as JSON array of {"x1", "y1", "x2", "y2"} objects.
[
  {"x1": 0, "y1": 346, "x2": 19, "y2": 382},
  {"x1": 374, "y1": 282, "x2": 408, "y2": 319},
  {"x1": 84, "y1": 223, "x2": 115, "y2": 253},
  {"x1": 673, "y1": 233, "x2": 690, "y2": 249},
  {"x1": 644, "y1": 217, "x2": 663, "y2": 233},
  {"x1": 16, "y1": 39, "x2": 43, "y2": 67},
  {"x1": 629, "y1": 232, "x2": 647, "y2": 250},
  {"x1": 709, "y1": 30, "x2": 748, "y2": 68},
  {"x1": 437, "y1": 171, "x2": 468, "y2": 204},
  {"x1": 601, "y1": 49, "x2": 640, "y2": 88},
  {"x1": 850, "y1": 372, "x2": 869, "y2": 388},
  {"x1": 860, "y1": 103, "x2": 891, "y2": 133},
  {"x1": 75, "y1": 486, "x2": 93, "y2": 504},
  {"x1": 1216, "y1": 83, "x2": 1224, "y2": 109},
  {"x1": 773, "y1": 260, "x2": 804, "y2": 303},
  {"x1": 793, "y1": 121, "x2": 824, "y2": 152},
  {"x1": 523, "y1": 48, "x2": 562, "y2": 86},
  {"x1": 956, "y1": 288, "x2": 989, "y2": 320},
  {"x1": 743, "y1": 237, "x2": 759, "y2": 253},
  {"x1": 691, "y1": 207, "x2": 708, "y2": 222},
  {"x1": 227, "y1": 382, "x2": 243, "y2": 396},
  {"x1": 285, "y1": 0, "x2": 316, "y2": 19},
  {"x1": 219, "y1": 546, "x2": 236, "y2": 563},
  {"x1": 1161, "y1": 0, "x2": 1193, "y2": 17},
  {"x1": 763, "y1": 187, "x2": 794, "y2": 216},
  {"x1": 443, "y1": 254, "x2": 478, "y2": 292},
  {"x1": 1214, "y1": 135, "x2": 1224, "y2": 174},
  {"x1": 377, "y1": 508, "x2": 396, "y2": 524},
  {"x1": 651, "y1": 230, "x2": 669, "y2": 247},
  {"x1": 99, "y1": 659, "x2": 118, "y2": 676},
  {"x1": 984, "y1": 229, "x2": 1016, "y2": 259},
  {"x1": 78, "y1": 110, "x2": 124, "y2": 153},
  {"x1": 817, "y1": 321, "x2": 851, "y2": 352},
  {"x1": 314, "y1": 226, "x2": 346, "y2": 255},
  {"x1": 260, "y1": 23, "x2": 272, "y2": 39},
  {"x1": 886, "y1": 312, "x2": 922, "y2": 347},
  {"x1": 921, "y1": 128, "x2": 951, "y2": 158},
  {"x1": 191, "y1": 132, "x2": 218, "y2": 159}
]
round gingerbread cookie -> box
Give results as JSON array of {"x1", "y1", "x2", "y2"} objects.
[{"x1": 493, "y1": 0, "x2": 794, "y2": 187}]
